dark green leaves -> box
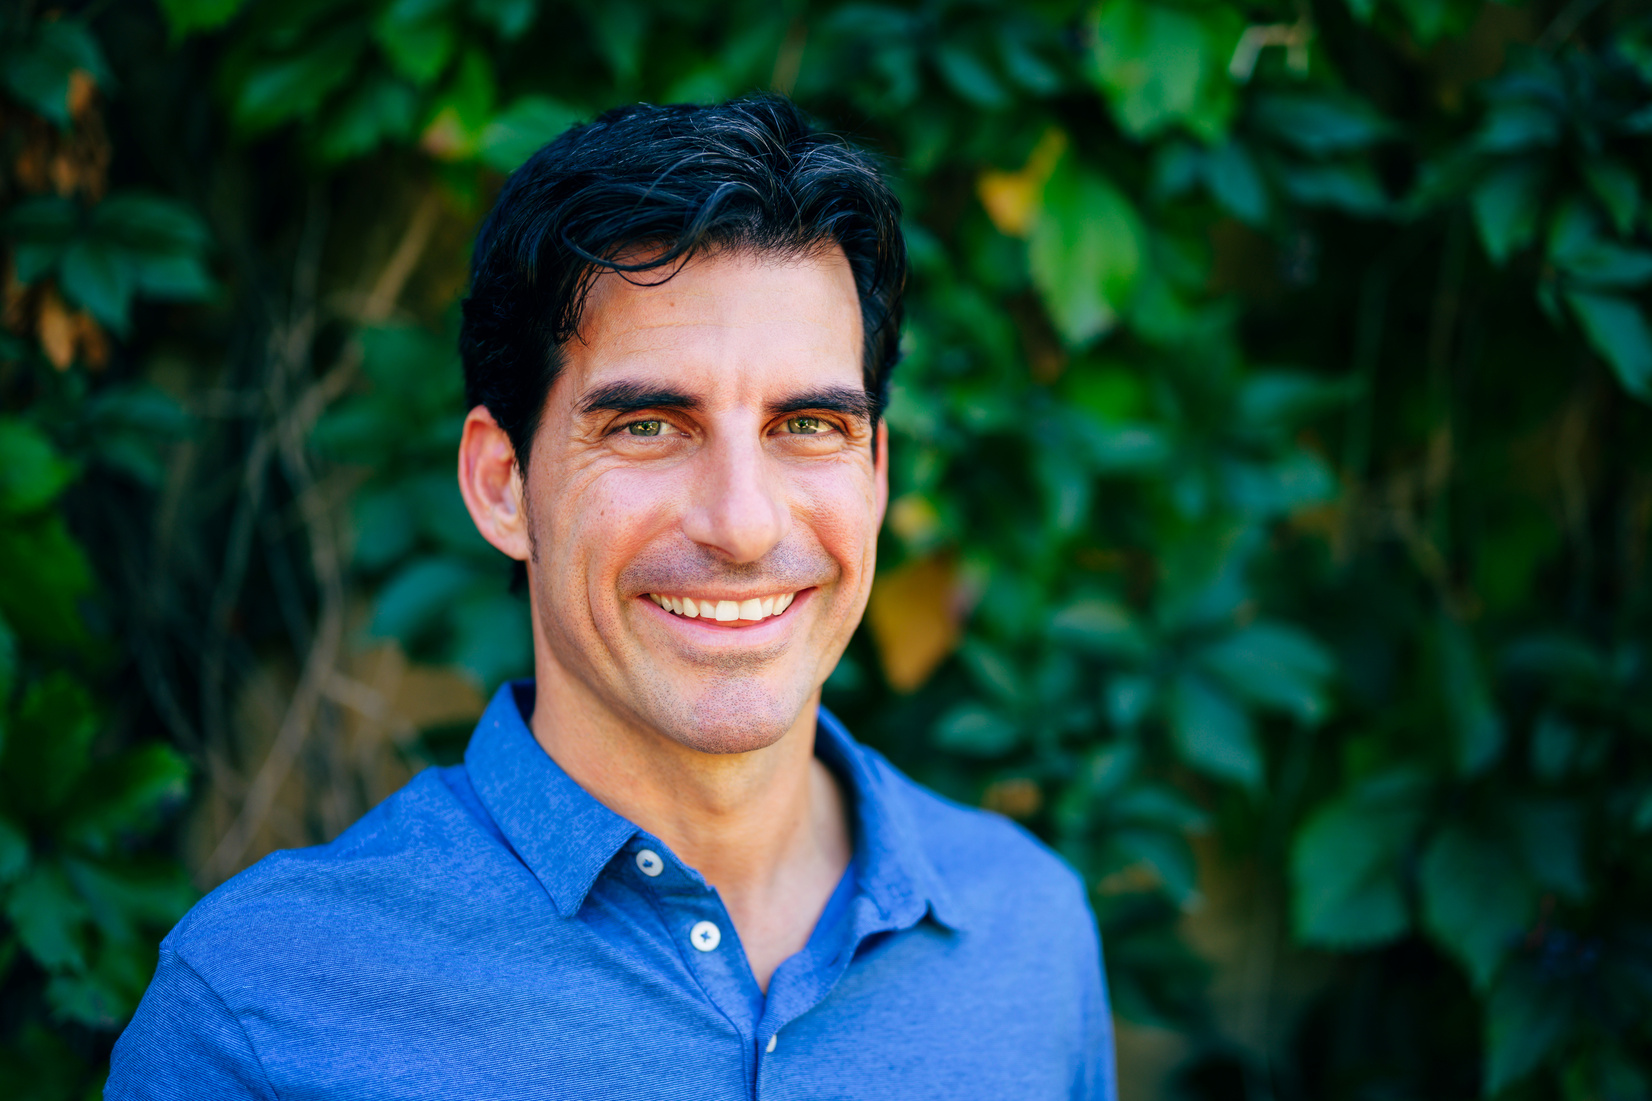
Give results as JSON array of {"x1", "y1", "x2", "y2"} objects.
[
  {"x1": 1292, "y1": 771, "x2": 1428, "y2": 948},
  {"x1": 0, "y1": 19, "x2": 109, "y2": 128},
  {"x1": 1419, "y1": 826, "x2": 1534, "y2": 989},
  {"x1": 1, "y1": 193, "x2": 213, "y2": 334}
]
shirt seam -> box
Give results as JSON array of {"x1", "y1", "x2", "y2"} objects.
[{"x1": 170, "y1": 949, "x2": 281, "y2": 1101}]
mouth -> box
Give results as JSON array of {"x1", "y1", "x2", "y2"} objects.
[{"x1": 643, "y1": 590, "x2": 800, "y2": 627}]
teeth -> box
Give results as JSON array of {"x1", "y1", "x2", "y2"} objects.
[{"x1": 647, "y1": 592, "x2": 799, "y2": 622}]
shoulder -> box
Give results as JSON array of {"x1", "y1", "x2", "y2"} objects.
[
  {"x1": 861, "y1": 746, "x2": 1094, "y2": 936},
  {"x1": 165, "y1": 765, "x2": 510, "y2": 984}
]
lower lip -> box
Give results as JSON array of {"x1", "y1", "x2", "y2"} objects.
[{"x1": 638, "y1": 590, "x2": 813, "y2": 632}]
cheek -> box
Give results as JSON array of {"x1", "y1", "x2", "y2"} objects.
[
  {"x1": 792, "y1": 461, "x2": 882, "y2": 579},
  {"x1": 537, "y1": 462, "x2": 683, "y2": 588}
]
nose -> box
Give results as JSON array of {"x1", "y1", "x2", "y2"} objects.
[{"x1": 681, "y1": 428, "x2": 790, "y2": 564}]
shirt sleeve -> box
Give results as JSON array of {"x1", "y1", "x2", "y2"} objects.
[
  {"x1": 1075, "y1": 902, "x2": 1120, "y2": 1101},
  {"x1": 106, "y1": 948, "x2": 277, "y2": 1101}
]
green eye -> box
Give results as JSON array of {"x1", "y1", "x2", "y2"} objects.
[
  {"x1": 626, "y1": 420, "x2": 663, "y2": 437},
  {"x1": 786, "y1": 416, "x2": 825, "y2": 435}
]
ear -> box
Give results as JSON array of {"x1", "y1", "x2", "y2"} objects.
[
  {"x1": 872, "y1": 419, "x2": 889, "y2": 528},
  {"x1": 458, "y1": 405, "x2": 531, "y2": 562}
]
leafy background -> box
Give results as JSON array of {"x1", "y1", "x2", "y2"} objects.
[{"x1": 2, "y1": 0, "x2": 1651, "y2": 1096}]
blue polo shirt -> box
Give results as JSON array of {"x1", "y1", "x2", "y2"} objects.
[{"x1": 109, "y1": 682, "x2": 1115, "y2": 1099}]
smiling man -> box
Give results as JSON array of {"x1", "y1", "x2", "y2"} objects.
[{"x1": 109, "y1": 97, "x2": 1115, "y2": 1100}]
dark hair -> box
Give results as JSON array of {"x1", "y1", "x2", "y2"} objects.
[{"x1": 460, "y1": 94, "x2": 907, "y2": 468}]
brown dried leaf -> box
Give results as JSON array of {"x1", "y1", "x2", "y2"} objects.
[
  {"x1": 866, "y1": 553, "x2": 961, "y2": 693},
  {"x1": 37, "y1": 285, "x2": 76, "y2": 369},
  {"x1": 74, "y1": 310, "x2": 108, "y2": 369},
  {"x1": 67, "y1": 69, "x2": 97, "y2": 121},
  {"x1": 981, "y1": 777, "x2": 1043, "y2": 820}
]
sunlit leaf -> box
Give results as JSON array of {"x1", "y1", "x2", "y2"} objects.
[{"x1": 1029, "y1": 157, "x2": 1144, "y2": 346}]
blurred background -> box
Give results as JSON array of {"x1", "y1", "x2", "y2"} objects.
[{"x1": 3, "y1": 0, "x2": 1651, "y2": 1096}]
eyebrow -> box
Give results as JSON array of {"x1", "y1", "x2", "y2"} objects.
[
  {"x1": 767, "y1": 386, "x2": 876, "y2": 422},
  {"x1": 576, "y1": 381, "x2": 700, "y2": 416}
]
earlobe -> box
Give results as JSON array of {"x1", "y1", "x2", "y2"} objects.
[{"x1": 458, "y1": 405, "x2": 532, "y2": 562}]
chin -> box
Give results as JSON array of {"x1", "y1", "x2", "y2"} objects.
[{"x1": 662, "y1": 679, "x2": 809, "y2": 755}]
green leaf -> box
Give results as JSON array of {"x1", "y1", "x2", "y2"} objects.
[
  {"x1": 1168, "y1": 673, "x2": 1261, "y2": 789},
  {"x1": 472, "y1": 0, "x2": 538, "y2": 39},
  {"x1": 0, "y1": 816, "x2": 28, "y2": 884},
  {"x1": 59, "y1": 240, "x2": 134, "y2": 333},
  {"x1": 1472, "y1": 159, "x2": 1546, "y2": 265},
  {"x1": 1419, "y1": 826, "x2": 1534, "y2": 988},
  {"x1": 368, "y1": 556, "x2": 478, "y2": 644},
  {"x1": 448, "y1": 591, "x2": 531, "y2": 689},
  {"x1": 1291, "y1": 771, "x2": 1428, "y2": 948},
  {"x1": 933, "y1": 43, "x2": 1008, "y2": 108},
  {"x1": 1474, "y1": 102, "x2": 1562, "y2": 152},
  {"x1": 1202, "y1": 139, "x2": 1268, "y2": 225},
  {"x1": 234, "y1": 28, "x2": 367, "y2": 133},
  {"x1": 0, "y1": 420, "x2": 76, "y2": 517},
  {"x1": 317, "y1": 72, "x2": 419, "y2": 161},
  {"x1": 92, "y1": 193, "x2": 211, "y2": 257},
  {"x1": 1251, "y1": 93, "x2": 1396, "y2": 156},
  {"x1": 1276, "y1": 160, "x2": 1388, "y2": 216},
  {"x1": 0, "y1": 514, "x2": 94, "y2": 651},
  {"x1": 1112, "y1": 827, "x2": 1198, "y2": 904},
  {"x1": 375, "y1": 0, "x2": 457, "y2": 85},
  {"x1": 62, "y1": 858, "x2": 195, "y2": 945},
  {"x1": 480, "y1": 95, "x2": 581, "y2": 173},
  {"x1": 1, "y1": 22, "x2": 110, "y2": 129},
  {"x1": 1088, "y1": 0, "x2": 1241, "y2": 141},
  {"x1": 1566, "y1": 290, "x2": 1652, "y2": 400},
  {"x1": 59, "y1": 745, "x2": 191, "y2": 856},
  {"x1": 1583, "y1": 158, "x2": 1640, "y2": 234},
  {"x1": 156, "y1": 0, "x2": 248, "y2": 35},
  {"x1": 1485, "y1": 964, "x2": 1573, "y2": 1093},
  {"x1": 1509, "y1": 799, "x2": 1587, "y2": 900},
  {"x1": 1029, "y1": 157, "x2": 1144, "y2": 347},
  {"x1": 1, "y1": 673, "x2": 99, "y2": 816},
  {"x1": 1050, "y1": 597, "x2": 1147, "y2": 658},
  {"x1": 1198, "y1": 620, "x2": 1334, "y2": 725},
  {"x1": 4, "y1": 863, "x2": 88, "y2": 973},
  {"x1": 1437, "y1": 615, "x2": 1504, "y2": 776},
  {"x1": 3, "y1": 196, "x2": 78, "y2": 283},
  {"x1": 1234, "y1": 371, "x2": 1356, "y2": 440},
  {"x1": 933, "y1": 702, "x2": 1019, "y2": 757}
]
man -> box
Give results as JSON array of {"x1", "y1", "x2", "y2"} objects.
[{"x1": 110, "y1": 96, "x2": 1115, "y2": 1100}]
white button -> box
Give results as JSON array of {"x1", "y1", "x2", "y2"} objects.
[
  {"x1": 635, "y1": 849, "x2": 663, "y2": 877},
  {"x1": 765, "y1": 1034, "x2": 777, "y2": 1053},
  {"x1": 690, "y1": 920, "x2": 721, "y2": 952}
]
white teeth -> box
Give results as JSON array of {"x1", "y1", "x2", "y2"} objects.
[{"x1": 650, "y1": 592, "x2": 799, "y2": 621}]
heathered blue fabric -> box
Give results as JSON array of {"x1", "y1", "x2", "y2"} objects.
[{"x1": 108, "y1": 682, "x2": 1116, "y2": 1100}]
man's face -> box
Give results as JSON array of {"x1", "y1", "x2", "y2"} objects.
[{"x1": 520, "y1": 247, "x2": 885, "y2": 754}]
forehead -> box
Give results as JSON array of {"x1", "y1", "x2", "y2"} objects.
[{"x1": 562, "y1": 247, "x2": 865, "y2": 399}]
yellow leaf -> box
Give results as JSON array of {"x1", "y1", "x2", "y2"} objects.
[
  {"x1": 37, "y1": 286, "x2": 76, "y2": 370},
  {"x1": 420, "y1": 107, "x2": 477, "y2": 162},
  {"x1": 976, "y1": 129, "x2": 1068, "y2": 238},
  {"x1": 866, "y1": 554, "x2": 961, "y2": 692}
]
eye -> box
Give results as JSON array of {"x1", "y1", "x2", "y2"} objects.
[
  {"x1": 784, "y1": 415, "x2": 828, "y2": 435},
  {"x1": 626, "y1": 420, "x2": 664, "y2": 437}
]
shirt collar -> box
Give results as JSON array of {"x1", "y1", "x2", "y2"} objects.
[{"x1": 464, "y1": 680, "x2": 964, "y2": 931}]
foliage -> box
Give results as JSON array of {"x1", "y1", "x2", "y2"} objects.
[{"x1": 4, "y1": 0, "x2": 1652, "y2": 1097}]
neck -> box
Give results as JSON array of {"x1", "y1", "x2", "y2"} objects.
[{"x1": 528, "y1": 656, "x2": 851, "y2": 988}]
